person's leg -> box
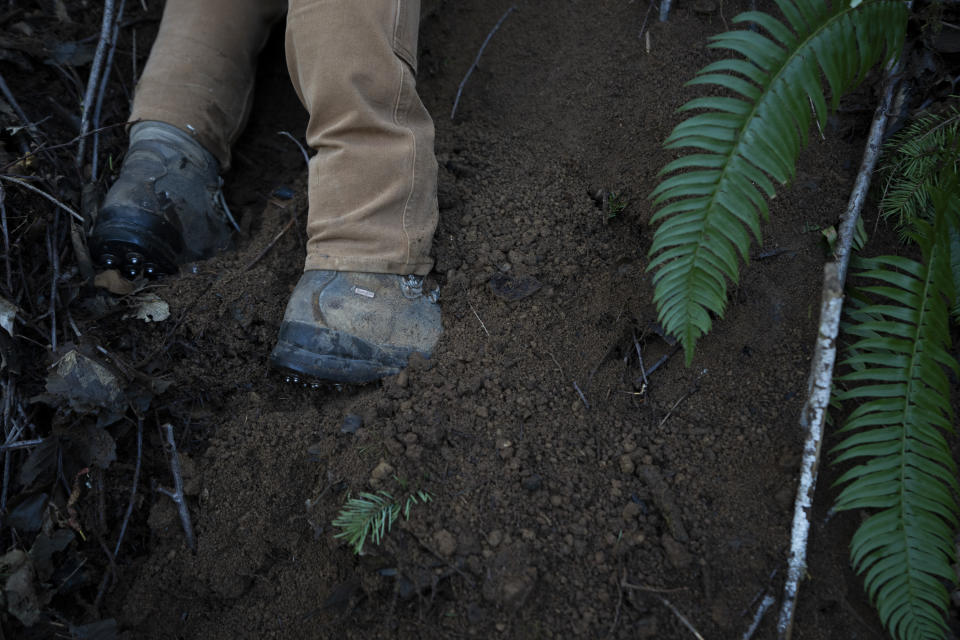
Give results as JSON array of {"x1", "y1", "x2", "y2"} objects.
[
  {"x1": 270, "y1": 0, "x2": 442, "y2": 384},
  {"x1": 89, "y1": 0, "x2": 286, "y2": 276},
  {"x1": 285, "y1": 0, "x2": 438, "y2": 275},
  {"x1": 132, "y1": 0, "x2": 287, "y2": 169}
]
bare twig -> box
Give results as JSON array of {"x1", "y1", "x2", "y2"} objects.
[
  {"x1": 659, "y1": 596, "x2": 705, "y2": 640},
  {"x1": 451, "y1": 5, "x2": 516, "y2": 119},
  {"x1": 91, "y1": 0, "x2": 127, "y2": 181},
  {"x1": 621, "y1": 581, "x2": 687, "y2": 594},
  {"x1": 657, "y1": 385, "x2": 696, "y2": 429},
  {"x1": 244, "y1": 215, "x2": 296, "y2": 271},
  {"x1": 776, "y1": 58, "x2": 903, "y2": 640},
  {"x1": 1, "y1": 184, "x2": 10, "y2": 293},
  {"x1": 77, "y1": 0, "x2": 117, "y2": 170},
  {"x1": 113, "y1": 415, "x2": 142, "y2": 558},
  {"x1": 277, "y1": 131, "x2": 310, "y2": 168},
  {"x1": 633, "y1": 335, "x2": 649, "y2": 389},
  {"x1": 638, "y1": 0, "x2": 656, "y2": 39},
  {"x1": 157, "y1": 423, "x2": 197, "y2": 552},
  {"x1": 572, "y1": 380, "x2": 590, "y2": 410},
  {"x1": 0, "y1": 175, "x2": 84, "y2": 223},
  {"x1": 659, "y1": 0, "x2": 672, "y2": 22},
  {"x1": 744, "y1": 594, "x2": 776, "y2": 640},
  {"x1": 467, "y1": 299, "x2": 490, "y2": 336}
]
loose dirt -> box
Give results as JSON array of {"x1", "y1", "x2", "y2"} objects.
[{"x1": 5, "y1": 0, "x2": 955, "y2": 638}]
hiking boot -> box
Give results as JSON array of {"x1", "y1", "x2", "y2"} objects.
[
  {"x1": 88, "y1": 121, "x2": 234, "y2": 278},
  {"x1": 270, "y1": 270, "x2": 442, "y2": 385}
]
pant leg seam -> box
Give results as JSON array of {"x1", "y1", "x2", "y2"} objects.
[{"x1": 392, "y1": 9, "x2": 416, "y2": 272}]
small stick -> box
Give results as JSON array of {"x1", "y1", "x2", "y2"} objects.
[
  {"x1": 277, "y1": 131, "x2": 310, "y2": 168},
  {"x1": 743, "y1": 594, "x2": 776, "y2": 640},
  {"x1": 113, "y1": 416, "x2": 142, "y2": 558},
  {"x1": 659, "y1": 596, "x2": 705, "y2": 640},
  {"x1": 621, "y1": 581, "x2": 687, "y2": 594},
  {"x1": 572, "y1": 381, "x2": 590, "y2": 410},
  {"x1": 656, "y1": 386, "x2": 696, "y2": 429},
  {"x1": 633, "y1": 335, "x2": 649, "y2": 389},
  {"x1": 91, "y1": 0, "x2": 127, "y2": 181},
  {"x1": 467, "y1": 299, "x2": 490, "y2": 336},
  {"x1": 776, "y1": 56, "x2": 904, "y2": 640},
  {"x1": 0, "y1": 176, "x2": 84, "y2": 224},
  {"x1": 659, "y1": 0, "x2": 672, "y2": 22},
  {"x1": 451, "y1": 5, "x2": 516, "y2": 119},
  {"x1": 77, "y1": 0, "x2": 117, "y2": 170},
  {"x1": 157, "y1": 423, "x2": 197, "y2": 552},
  {"x1": 638, "y1": 0, "x2": 656, "y2": 39},
  {"x1": 244, "y1": 215, "x2": 296, "y2": 271},
  {"x1": 1, "y1": 184, "x2": 10, "y2": 293}
]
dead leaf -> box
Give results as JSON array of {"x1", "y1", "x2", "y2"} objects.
[
  {"x1": 43, "y1": 350, "x2": 127, "y2": 422},
  {"x1": 94, "y1": 270, "x2": 135, "y2": 296},
  {"x1": 79, "y1": 424, "x2": 116, "y2": 469},
  {"x1": 0, "y1": 295, "x2": 18, "y2": 336},
  {"x1": 29, "y1": 529, "x2": 74, "y2": 581},
  {"x1": 18, "y1": 438, "x2": 58, "y2": 488},
  {"x1": 125, "y1": 294, "x2": 170, "y2": 323},
  {"x1": 1, "y1": 549, "x2": 40, "y2": 626}
]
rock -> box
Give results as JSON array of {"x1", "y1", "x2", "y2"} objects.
[
  {"x1": 487, "y1": 530, "x2": 503, "y2": 547},
  {"x1": 621, "y1": 501, "x2": 641, "y2": 521},
  {"x1": 340, "y1": 414, "x2": 363, "y2": 435},
  {"x1": 370, "y1": 460, "x2": 394, "y2": 486},
  {"x1": 521, "y1": 474, "x2": 543, "y2": 492},
  {"x1": 619, "y1": 454, "x2": 635, "y2": 475},
  {"x1": 661, "y1": 535, "x2": 693, "y2": 569},
  {"x1": 434, "y1": 529, "x2": 457, "y2": 557},
  {"x1": 395, "y1": 370, "x2": 408, "y2": 388}
]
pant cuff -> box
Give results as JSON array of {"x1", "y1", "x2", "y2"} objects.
[{"x1": 304, "y1": 254, "x2": 434, "y2": 276}]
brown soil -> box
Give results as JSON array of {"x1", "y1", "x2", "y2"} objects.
[{"x1": 4, "y1": 1, "x2": 957, "y2": 639}]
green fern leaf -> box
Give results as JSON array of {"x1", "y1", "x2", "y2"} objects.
[
  {"x1": 648, "y1": 0, "x2": 906, "y2": 362},
  {"x1": 831, "y1": 194, "x2": 959, "y2": 640}
]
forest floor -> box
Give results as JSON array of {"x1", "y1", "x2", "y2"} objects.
[{"x1": 1, "y1": 0, "x2": 958, "y2": 639}]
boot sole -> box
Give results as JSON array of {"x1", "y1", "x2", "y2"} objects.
[
  {"x1": 270, "y1": 338, "x2": 405, "y2": 385},
  {"x1": 89, "y1": 207, "x2": 183, "y2": 278}
]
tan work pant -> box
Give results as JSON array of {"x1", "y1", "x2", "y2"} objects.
[{"x1": 131, "y1": 0, "x2": 437, "y2": 275}]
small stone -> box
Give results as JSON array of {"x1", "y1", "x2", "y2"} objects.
[
  {"x1": 487, "y1": 530, "x2": 503, "y2": 547},
  {"x1": 521, "y1": 474, "x2": 543, "y2": 492},
  {"x1": 370, "y1": 460, "x2": 395, "y2": 485},
  {"x1": 384, "y1": 437, "x2": 405, "y2": 456},
  {"x1": 340, "y1": 414, "x2": 363, "y2": 435},
  {"x1": 619, "y1": 455, "x2": 635, "y2": 475},
  {"x1": 395, "y1": 370, "x2": 409, "y2": 388},
  {"x1": 661, "y1": 535, "x2": 693, "y2": 569},
  {"x1": 401, "y1": 432, "x2": 419, "y2": 445},
  {"x1": 476, "y1": 406, "x2": 489, "y2": 418},
  {"x1": 434, "y1": 529, "x2": 457, "y2": 556}
]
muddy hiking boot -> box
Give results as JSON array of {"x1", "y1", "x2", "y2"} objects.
[
  {"x1": 88, "y1": 121, "x2": 234, "y2": 278},
  {"x1": 270, "y1": 270, "x2": 442, "y2": 385}
]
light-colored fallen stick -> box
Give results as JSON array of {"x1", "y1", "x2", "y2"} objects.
[
  {"x1": 451, "y1": 5, "x2": 516, "y2": 120},
  {"x1": 776, "y1": 59, "x2": 903, "y2": 640},
  {"x1": 659, "y1": 0, "x2": 672, "y2": 22}
]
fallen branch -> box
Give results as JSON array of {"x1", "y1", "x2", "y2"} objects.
[
  {"x1": 77, "y1": 0, "x2": 117, "y2": 171},
  {"x1": 157, "y1": 423, "x2": 197, "y2": 552},
  {"x1": 113, "y1": 415, "x2": 142, "y2": 558},
  {"x1": 451, "y1": 5, "x2": 516, "y2": 120},
  {"x1": 91, "y1": 0, "x2": 127, "y2": 181},
  {"x1": 659, "y1": 0, "x2": 672, "y2": 22},
  {"x1": 743, "y1": 594, "x2": 776, "y2": 640},
  {"x1": 776, "y1": 59, "x2": 903, "y2": 640},
  {"x1": 277, "y1": 131, "x2": 310, "y2": 168},
  {"x1": 0, "y1": 175, "x2": 84, "y2": 224}
]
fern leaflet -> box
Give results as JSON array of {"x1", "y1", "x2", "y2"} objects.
[
  {"x1": 831, "y1": 190, "x2": 959, "y2": 640},
  {"x1": 648, "y1": 0, "x2": 906, "y2": 362}
]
